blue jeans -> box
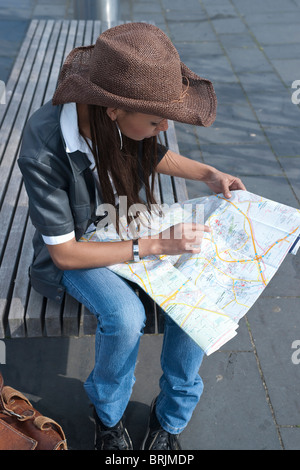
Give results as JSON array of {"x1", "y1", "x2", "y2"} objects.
[{"x1": 62, "y1": 267, "x2": 205, "y2": 434}]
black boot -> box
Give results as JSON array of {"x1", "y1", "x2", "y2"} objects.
[
  {"x1": 93, "y1": 407, "x2": 133, "y2": 450},
  {"x1": 141, "y1": 398, "x2": 182, "y2": 450}
]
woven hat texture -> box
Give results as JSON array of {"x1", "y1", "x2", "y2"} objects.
[{"x1": 52, "y1": 22, "x2": 217, "y2": 126}]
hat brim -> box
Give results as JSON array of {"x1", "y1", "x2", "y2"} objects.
[{"x1": 52, "y1": 46, "x2": 217, "y2": 127}]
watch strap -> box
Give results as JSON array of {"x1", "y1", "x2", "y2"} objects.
[{"x1": 132, "y1": 239, "x2": 140, "y2": 262}]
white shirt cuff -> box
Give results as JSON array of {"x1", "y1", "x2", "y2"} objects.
[{"x1": 42, "y1": 231, "x2": 75, "y2": 245}]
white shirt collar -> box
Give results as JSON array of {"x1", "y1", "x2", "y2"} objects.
[
  {"x1": 60, "y1": 102, "x2": 119, "y2": 203},
  {"x1": 60, "y1": 102, "x2": 91, "y2": 155}
]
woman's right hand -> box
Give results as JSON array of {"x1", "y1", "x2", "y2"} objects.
[
  {"x1": 139, "y1": 223, "x2": 211, "y2": 257},
  {"x1": 47, "y1": 223, "x2": 211, "y2": 271}
]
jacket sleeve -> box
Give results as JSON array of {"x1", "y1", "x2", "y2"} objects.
[{"x1": 18, "y1": 156, "x2": 75, "y2": 238}]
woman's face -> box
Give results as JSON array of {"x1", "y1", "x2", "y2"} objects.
[{"x1": 107, "y1": 108, "x2": 169, "y2": 141}]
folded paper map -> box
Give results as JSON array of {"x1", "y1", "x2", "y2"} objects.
[{"x1": 81, "y1": 191, "x2": 300, "y2": 355}]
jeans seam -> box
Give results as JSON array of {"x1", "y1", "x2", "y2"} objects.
[{"x1": 157, "y1": 322, "x2": 186, "y2": 434}]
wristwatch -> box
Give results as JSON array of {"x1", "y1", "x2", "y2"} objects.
[{"x1": 132, "y1": 239, "x2": 140, "y2": 262}]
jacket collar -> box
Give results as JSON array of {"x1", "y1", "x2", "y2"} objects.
[
  {"x1": 67, "y1": 149, "x2": 92, "y2": 174},
  {"x1": 56, "y1": 103, "x2": 92, "y2": 175}
]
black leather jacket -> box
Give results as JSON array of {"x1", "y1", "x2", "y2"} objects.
[{"x1": 18, "y1": 101, "x2": 167, "y2": 302}]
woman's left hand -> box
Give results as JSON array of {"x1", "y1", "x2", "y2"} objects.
[
  {"x1": 203, "y1": 168, "x2": 246, "y2": 199},
  {"x1": 156, "y1": 150, "x2": 246, "y2": 199}
]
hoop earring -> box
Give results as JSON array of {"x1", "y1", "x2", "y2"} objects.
[{"x1": 115, "y1": 121, "x2": 123, "y2": 150}]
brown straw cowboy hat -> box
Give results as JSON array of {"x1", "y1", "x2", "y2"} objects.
[{"x1": 52, "y1": 22, "x2": 217, "y2": 127}]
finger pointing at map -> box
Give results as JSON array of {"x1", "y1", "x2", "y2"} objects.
[{"x1": 203, "y1": 168, "x2": 247, "y2": 199}]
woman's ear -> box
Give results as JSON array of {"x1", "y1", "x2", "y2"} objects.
[{"x1": 106, "y1": 107, "x2": 119, "y2": 121}]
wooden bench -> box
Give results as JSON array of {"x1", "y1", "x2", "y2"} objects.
[{"x1": 0, "y1": 19, "x2": 188, "y2": 339}]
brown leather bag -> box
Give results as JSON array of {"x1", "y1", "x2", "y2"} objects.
[{"x1": 0, "y1": 373, "x2": 67, "y2": 450}]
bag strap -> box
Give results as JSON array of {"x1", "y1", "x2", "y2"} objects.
[
  {"x1": 0, "y1": 373, "x2": 67, "y2": 448},
  {"x1": 34, "y1": 415, "x2": 67, "y2": 444},
  {"x1": 1, "y1": 385, "x2": 33, "y2": 420},
  {"x1": 2, "y1": 385, "x2": 32, "y2": 408}
]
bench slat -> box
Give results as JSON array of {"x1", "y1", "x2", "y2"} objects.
[
  {"x1": 62, "y1": 294, "x2": 81, "y2": 337},
  {"x1": 44, "y1": 20, "x2": 71, "y2": 103},
  {"x1": 0, "y1": 196, "x2": 28, "y2": 337},
  {"x1": 24, "y1": 288, "x2": 45, "y2": 337},
  {"x1": 0, "y1": 20, "x2": 39, "y2": 134},
  {"x1": 0, "y1": 20, "x2": 56, "y2": 268},
  {"x1": 80, "y1": 307, "x2": 97, "y2": 337},
  {"x1": 166, "y1": 121, "x2": 189, "y2": 202},
  {"x1": 7, "y1": 218, "x2": 35, "y2": 338}
]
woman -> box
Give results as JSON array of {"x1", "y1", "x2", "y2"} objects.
[{"x1": 18, "y1": 23, "x2": 245, "y2": 450}]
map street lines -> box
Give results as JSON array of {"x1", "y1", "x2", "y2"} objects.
[{"x1": 81, "y1": 191, "x2": 300, "y2": 355}]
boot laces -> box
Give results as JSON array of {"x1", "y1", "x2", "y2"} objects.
[
  {"x1": 99, "y1": 427, "x2": 129, "y2": 450},
  {"x1": 151, "y1": 429, "x2": 172, "y2": 450}
]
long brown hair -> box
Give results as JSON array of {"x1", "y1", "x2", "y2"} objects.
[{"x1": 83, "y1": 105, "x2": 159, "y2": 219}]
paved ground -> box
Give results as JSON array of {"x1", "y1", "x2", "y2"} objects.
[{"x1": 0, "y1": 0, "x2": 300, "y2": 451}]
